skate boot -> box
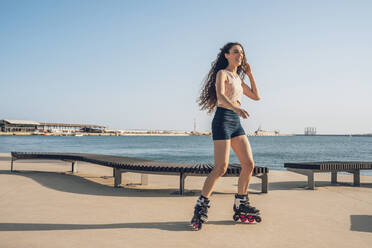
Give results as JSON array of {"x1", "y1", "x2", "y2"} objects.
[
  {"x1": 191, "y1": 195, "x2": 210, "y2": 231},
  {"x1": 233, "y1": 194, "x2": 261, "y2": 223}
]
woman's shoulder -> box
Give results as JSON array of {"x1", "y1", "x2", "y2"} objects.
[
  {"x1": 219, "y1": 69, "x2": 237, "y2": 81},
  {"x1": 215, "y1": 70, "x2": 228, "y2": 85},
  {"x1": 216, "y1": 69, "x2": 228, "y2": 78},
  {"x1": 217, "y1": 69, "x2": 231, "y2": 81},
  {"x1": 217, "y1": 69, "x2": 227, "y2": 74}
]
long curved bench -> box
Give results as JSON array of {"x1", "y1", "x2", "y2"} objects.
[{"x1": 11, "y1": 152, "x2": 269, "y2": 195}]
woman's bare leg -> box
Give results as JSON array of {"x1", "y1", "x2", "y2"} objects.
[
  {"x1": 201, "y1": 139, "x2": 231, "y2": 198},
  {"x1": 231, "y1": 135, "x2": 255, "y2": 195}
]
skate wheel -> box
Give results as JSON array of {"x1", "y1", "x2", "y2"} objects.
[
  {"x1": 247, "y1": 216, "x2": 255, "y2": 223},
  {"x1": 255, "y1": 216, "x2": 262, "y2": 223},
  {"x1": 233, "y1": 214, "x2": 240, "y2": 222},
  {"x1": 240, "y1": 215, "x2": 248, "y2": 222},
  {"x1": 191, "y1": 219, "x2": 202, "y2": 231},
  {"x1": 192, "y1": 222, "x2": 201, "y2": 231}
]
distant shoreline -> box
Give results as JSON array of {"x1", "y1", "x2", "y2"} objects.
[
  {"x1": 1, "y1": 132, "x2": 371, "y2": 137},
  {"x1": 0, "y1": 132, "x2": 195, "y2": 137}
]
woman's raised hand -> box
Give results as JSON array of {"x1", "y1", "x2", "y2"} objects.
[
  {"x1": 233, "y1": 107, "x2": 250, "y2": 119},
  {"x1": 243, "y1": 61, "x2": 252, "y2": 76}
]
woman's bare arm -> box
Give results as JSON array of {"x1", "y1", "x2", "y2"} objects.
[
  {"x1": 242, "y1": 63, "x2": 260, "y2": 101},
  {"x1": 241, "y1": 76, "x2": 260, "y2": 100}
]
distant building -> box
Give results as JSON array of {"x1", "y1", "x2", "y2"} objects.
[
  {"x1": 304, "y1": 127, "x2": 317, "y2": 135},
  {"x1": 38, "y1": 122, "x2": 105, "y2": 133},
  {"x1": 254, "y1": 127, "x2": 279, "y2": 136},
  {"x1": 0, "y1": 120, "x2": 39, "y2": 132},
  {"x1": 0, "y1": 119, "x2": 106, "y2": 133}
]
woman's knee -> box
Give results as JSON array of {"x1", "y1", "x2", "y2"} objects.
[
  {"x1": 213, "y1": 163, "x2": 228, "y2": 177},
  {"x1": 241, "y1": 161, "x2": 255, "y2": 172}
]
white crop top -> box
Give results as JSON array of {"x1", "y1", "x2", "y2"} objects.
[{"x1": 216, "y1": 69, "x2": 243, "y2": 105}]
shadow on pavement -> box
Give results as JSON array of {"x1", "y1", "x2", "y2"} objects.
[
  {"x1": 248, "y1": 181, "x2": 372, "y2": 191},
  {"x1": 0, "y1": 170, "x2": 251, "y2": 197},
  {"x1": 350, "y1": 215, "x2": 372, "y2": 233},
  {"x1": 0, "y1": 220, "x2": 255, "y2": 232}
]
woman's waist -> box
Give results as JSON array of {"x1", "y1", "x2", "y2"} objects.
[
  {"x1": 216, "y1": 100, "x2": 241, "y2": 111},
  {"x1": 214, "y1": 106, "x2": 241, "y2": 120}
]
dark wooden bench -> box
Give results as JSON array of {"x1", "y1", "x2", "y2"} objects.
[
  {"x1": 11, "y1": 152, "x2": 269, "y2": 195},
  {"x1": 284, "y1": 161, "x2": 372, "y2": 189}
]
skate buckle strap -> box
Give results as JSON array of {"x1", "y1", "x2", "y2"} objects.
[{"x1": 195, "y1": 199, "x2": 210, "y2": 209}]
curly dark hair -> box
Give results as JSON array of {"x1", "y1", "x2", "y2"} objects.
[{"x1": 197, "y1": 42, "x2": 247, "y2": 114}]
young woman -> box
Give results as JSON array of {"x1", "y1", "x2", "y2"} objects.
[{"x1": 191, "y1": 42, "x2": 261, "y2": 230}]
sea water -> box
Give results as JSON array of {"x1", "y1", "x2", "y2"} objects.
[{"x1": 1, "y1": 135, "x2": 372, "y2": 175}]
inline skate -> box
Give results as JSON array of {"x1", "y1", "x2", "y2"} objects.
[
  {"x1": 233, "y1": 194, "x2": 261, "y2": 223},
  {"x1": 191, "y1": 196, "x2": 210, "y2": 231}
]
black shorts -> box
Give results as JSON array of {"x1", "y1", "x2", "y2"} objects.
[{"x1": 212, "y1": 107, "x2": 246, "y2": 140}]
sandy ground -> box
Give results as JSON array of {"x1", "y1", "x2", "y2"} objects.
[{"x1": 0, "y1": 153, "x2": 371, "y2": 248}]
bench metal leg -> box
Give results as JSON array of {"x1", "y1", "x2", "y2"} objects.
[
  {"x1": 353, "y1": 170, "x2": 360, "y2": 186},
  {"x1": 114, "y1": 168, "x2": 122, "y2": 187},
  {"x1": 11, "y1": 158, "x2": 14, "y2": 172},
  {"x1": 331, "y1": 172, "x2": 337, "y2": 184},
  {"x1": 256, "y1": 173, "x2": 268, "y2": 193},
  {"x1": 287, "y1": 168, "x2": 315, "y2": 190},
  {"x1": 308, "y1": 172, "x2": 315, "y2": 190},
  {"x1": 141, "y1": 174, "x2": 148, "y2": 185},
  {"x1": 71, "y1": 161, "x2": 77, "y2": 173},
  {"x1": 179, "y1": 173, "x2": 186, "y2": 195}
]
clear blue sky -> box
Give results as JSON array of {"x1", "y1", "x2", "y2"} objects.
[{"x1": 1, "y1": 0, "x2": 371, "y2": 134}]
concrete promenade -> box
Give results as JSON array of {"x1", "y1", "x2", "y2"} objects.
[{"x1": 0, "y1": 153, "x2": 371, "y2": 248}]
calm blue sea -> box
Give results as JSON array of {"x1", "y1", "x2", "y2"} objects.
[{"x1": 1, "y1": 135, "x2": 372, "y2": 175}]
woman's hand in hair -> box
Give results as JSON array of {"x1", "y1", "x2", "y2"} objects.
[
  {"x1": 233, "y1": 107, "x2": 250, "y2": 119},
  {"x1": 243, "y1": 62, "x2": 252, "y2": 76}
]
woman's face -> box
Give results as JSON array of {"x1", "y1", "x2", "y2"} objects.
[{"x1": 225, "y1": 45, "x2": 244, "y2": 67}]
